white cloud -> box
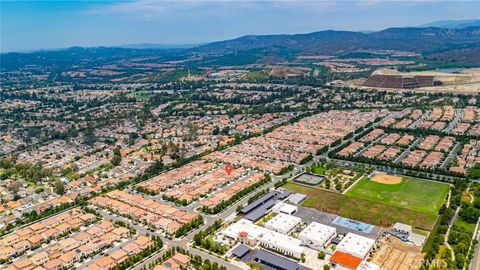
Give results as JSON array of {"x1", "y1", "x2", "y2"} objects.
[{"x1": 83, "y1": 0, "x2": 341, "y2": 17}]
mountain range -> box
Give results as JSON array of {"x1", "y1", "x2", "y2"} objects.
[
  {"x1": 192, "y1": 26, "x2": 480, "y2": 55},
  {"x1": 417, "y1": 19, "x2": 480, "y2": 29},
  {"x1": 2, "y1": 22, "x2": 480, "y2": 69}
]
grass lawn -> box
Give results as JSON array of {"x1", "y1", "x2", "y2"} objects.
[
  {"x1": 462, "y1": 191, "x2": 474, "y2": 204},
  {"x1": 283, "y1": 182, "x2": 438, "y2": 230},
  {"x1": 27, "y1": 181, "x2": 37, "y2": 188},
  {"x1": 346, "y1": 177, "x2": 449, "y2": 215},
  {"x1": 310, "y1": 165, "x2": 327, "y2": 175},
  {"x1": 454, "y1": 219, "x2": 476, "y2": 234},
  {"x1": 128, "y1": 91, "x2": 150, "y2": 100}
]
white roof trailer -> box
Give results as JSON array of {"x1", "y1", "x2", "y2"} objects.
[
  {"x1": 337, "y1": 233, "x2": 376, "y2": 259},
  {"x1": 265, "y1": 213, "x2": 301, "y2": 234},
  {"x1": 298, "y1": 222, "x2": 336, "y2": 250}
]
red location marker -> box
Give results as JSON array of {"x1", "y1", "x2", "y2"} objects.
[{"x1": 225, "y1": 164, "x2": 233, "y2": 176}]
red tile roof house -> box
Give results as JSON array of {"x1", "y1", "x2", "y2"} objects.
[
  {"x1": 11, "y1": 258, "x2": 34, "y2": 270},
  {"x1": 86, "y1": 226, "x2": 104, "y2": 238},
  {"x1": 58, "y1": 238, "x2": 80, "y2": 252},
  {"x1": 73, "y1": 231, "x2": 92, "y2": 245},
  {"x1": 0, "y1": 246, "x2": 15, "y2": 260},
  {"x1": 17, "y1": 228, "x2": 33, "y2": 241},
  {"x1": 171, "y1": 253, "x2": 190, "y2": 268},
  {"x1": 67, "y1": 217, "x2": 84, "y2": 229},
  {"x1": 84, "y1": 176, "x2": 97, "y2": 184},
  {"x1": 27, "y1": 234, "x2": 43, "y2": 248},
  {"x1": 2, "y1": 233, "x2": 20, "y2": 246},
  {"x1": 54, "y1": 223, "x2": 72, "y2": 234},
  {"x1": 94, "y1": 256, "x2": 116, "y2": 270},
  {"x1": 31, "y1": 251, "x2": 49, "y2": 266},
  {"x1": 100, "y1": 232, "x2": 118, "y2": 246},
  {"x1": 158, "y1": 253, "x2": 191, "y2": 270},
  {"x1": 79, "y1": 213, "x2": 96, "y2": 223},
  {"x1": 43, "y1": 258, "x2": 63, "y2": 270},
  {"x1": 59, "y1": 250, "x2": 78, "y2": 268},
  {"x1": 121, "y1": 242, "x2": 141, "y2": 256},
  {"x1": 12, "y1": 240, "x2": 31, "y2": 254},
  {"x1": 134, "y1": 235, "x2": 153, "y2": 249},
  {"x1": 98, "y1": 221, "x2": 114, "y2": 233},
  {"x1": 110, "y1": 249, "x2": 128, "y2": 264},
  {"x1": 76, "y1": 243, "x2": 95, "y2": 258},
  {"x1": 112, "y1": 227, "x2": 130, "y2": 239},
  {"x1": 28, "y1": 223, "x2": 47, "y2": 234},
  {"x1": 41, "y1": 228, "x2": 59, "y2": 241},
  {"x1": 88, "y1": 238, "x2": 106, "y2": 253}
]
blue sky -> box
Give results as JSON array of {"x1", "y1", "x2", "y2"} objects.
[{"x1": 1, "y1": 0, "x2": 479, "y2": 52}]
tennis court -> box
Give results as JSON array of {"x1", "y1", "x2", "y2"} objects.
[{"x1": 293, "y1": 172, "x2": 324, "y2": 185}]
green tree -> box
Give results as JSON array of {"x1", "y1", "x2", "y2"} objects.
[
  {"x1": 54, "y1": 179, "x2": 65, "y2": 195},
  {"x1": 111, "y1": 155, "x2": 122, "y2": 166},
  {"x1": 318, "y1": 251, "x2": 326, "y2": 260}
]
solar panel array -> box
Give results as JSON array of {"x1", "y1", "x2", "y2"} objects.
[{"x1": 363, "y1": 75, "x2": 434, "y2": 89}]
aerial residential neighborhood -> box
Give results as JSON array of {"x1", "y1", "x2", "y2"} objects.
[{"x1": 1, "y1": 1, "x2": 480, "y2": 270}]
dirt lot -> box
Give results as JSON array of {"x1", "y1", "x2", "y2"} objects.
[
  {"x1": 372, "y1": 173, "x2": 402, "y2": 185},
  {"x1": 348, "y1": 68, "x2": 480, "y2": 93},
  {"x1": 371, "y1": 236, "x2": 424, "y2": 270}
]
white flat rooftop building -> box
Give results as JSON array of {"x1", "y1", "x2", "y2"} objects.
[
  {"x1": 336, "y1": 233, "x2": 376, "y2": 259},
  {"x1": 265, "y1": 213, "x2": 302, "y2": 234},
  {"x1": 272, "y1": 202, "x2": 298, "y2": 215},
  {"x1": 298, "y1": 222, "x2": 336, "y2": 250},
  {"x1": 222, "y1": 218, "x2": 304, "y2": 258},
  {"x1": 223, "y1": 219, "x2": 268, "y2": 241},
  {"x1": 257, "y1": 229, "x2": 304, "y2": 258}
]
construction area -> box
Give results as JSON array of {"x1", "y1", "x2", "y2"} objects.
[{"x1": 371, "y1": 236, "x2": 425, "y2": 270}]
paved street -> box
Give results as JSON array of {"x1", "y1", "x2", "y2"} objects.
[
  {"x1": 394, "y1": 138, "x2": 420, "y2": 164},
  {"x1": 445, "y1": 108, "x2": 464, "y2": 133},
  {"x1": 471, "y1": 230, "x2": 480, "y2": 270},
  {"x1": 409, "y1": 110, "x2": 430, "y2": 129},
  {"x1": 441, "y1": 142, "x2": 462, "y2": 170}
]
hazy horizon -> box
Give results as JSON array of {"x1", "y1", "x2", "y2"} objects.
[{"x1": 1, "y1": 0, "x2": 479, "y2": 53}]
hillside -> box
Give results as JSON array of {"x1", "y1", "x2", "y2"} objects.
[
  {"x1": 192, "y1": 26, "x2": 480, "y2": 55},
  {"x1": 2, "y1": 26, "x2": 480, "y2": 71},
  {"x1": 418, "y1": 19, "x2": 480, "y2": 29}
]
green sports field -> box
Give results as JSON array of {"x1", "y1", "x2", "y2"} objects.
[
  {"x1": 346, "y1": 177, "x2": 450, "y2": 215},
  {"x1": 283, "y1": 182, "x2": 439, "y2": 230}
]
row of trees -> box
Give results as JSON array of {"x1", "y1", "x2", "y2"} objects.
[
  {"x1": 112, "y1": 235, "x2": 163, "y2": 270},
  {"x1": 329, "y1": 138, "x2": 465, "y2": 182},
  {"x1": 201, "y1": 175, "x2": 271, "y2": 214},
  {"x1": 175, "y1": 216, "x2": 204, "y2": 238},
  {"x1": 421, "y1": 179, "x2": 470, "y2": 269},
  {"x1": 446, "y1": 183, "x2": 480, "y2": 268},
  {"x1": 276, "y1": 164, "x2": 294, "y2": 175},
  {"x1": 299, "y1": 154, "x2": 313, "y2": 165},
  {"x1": 0, "y1": 196, "x2": 88, "y2": 237}
]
